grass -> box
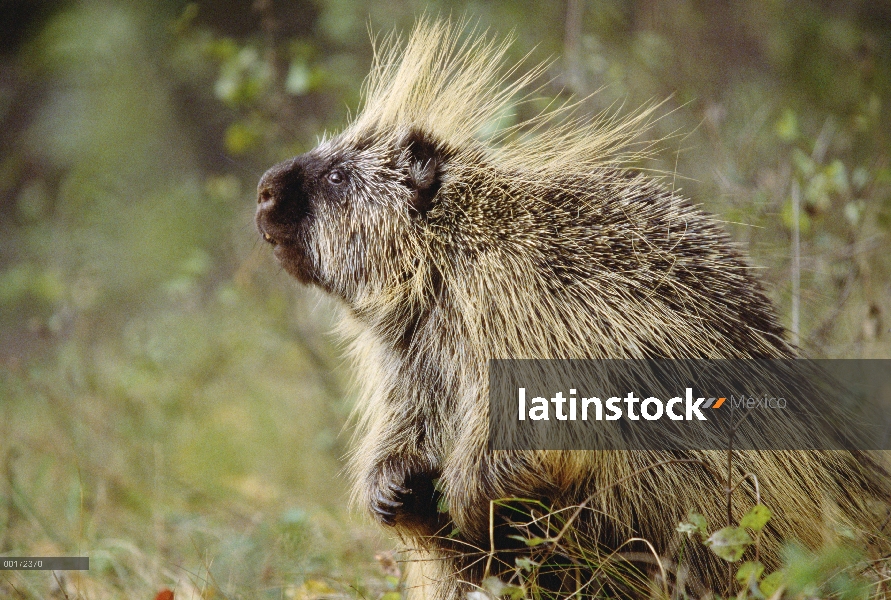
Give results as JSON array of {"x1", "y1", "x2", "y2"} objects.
[{"x1": 0, "y1": 259, "x2": 396, "y2": 599}]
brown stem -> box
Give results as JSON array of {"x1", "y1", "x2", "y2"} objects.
[{"x1": 726, "y1": 399, "x2": 736, "y2": 593}]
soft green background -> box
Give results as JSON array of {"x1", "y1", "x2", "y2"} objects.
[{"x1": 1, "y1": 0, "x2": 889, "y2": 597}]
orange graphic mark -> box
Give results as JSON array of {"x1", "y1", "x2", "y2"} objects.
[{"x1": 712, "y1": 397, "x2": 726, "y2": 409}]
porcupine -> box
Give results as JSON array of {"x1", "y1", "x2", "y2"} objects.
[{"x1": 254, "y1": 20, "x2": 890, "y2": 597}]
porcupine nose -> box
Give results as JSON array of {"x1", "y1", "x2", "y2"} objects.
[
  {"x1": 256, "y1": 161, "x2": 290, "y2": 207},
  {"x1": 255, "y1": 157, "x2": 305, "y2": 245}
]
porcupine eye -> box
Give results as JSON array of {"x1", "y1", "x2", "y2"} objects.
[{"x1": 327, "y1": 170, "x2": 345, "y2": 185}]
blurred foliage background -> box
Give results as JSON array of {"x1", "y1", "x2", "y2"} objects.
[{"x1": 0, "y1": 0, "x2": 889, "y2": 597}]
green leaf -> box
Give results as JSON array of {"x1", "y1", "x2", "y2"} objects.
[
  {"x1": 705, "y1": 526, "x2": 752, "y2": 562},
  {"x1": 740, "y1": 504, "x2": 772, "y2": 532},
  {"x1": 507, "y1": 534, "x2": 551, "y2": 547},
  {"x1": 482, "y1": 577, "x2": 524, "y2": 600},
  {"x1": 844, "y1": 200, "x2": 865, "y2": 226},
  {"x1": 224, "y1": 121, "x2": 262, "y2": 155},
  {"x1": 792, "y1": 147, "x2": 815, "y2": 178},
  {"x1": 171, "y1": 3, "x2": 199, "y2": 34},
  {"x1": 436, "y1": 491, "x2": 450, "y2": 514},
  {"x1": 781, "y1": 199, "x2": 812, "y2": 234},
  {"x1": 736, "y1": 560, "x2": 765, "y2": 584},
  {"x1": 285, "y1": 61, "x2": 312, "y2": 95},
  {"x1": 0, "y1": 264, "x2": 65, "y2": 305},
  {"x1": 515, "y1": 557, "x2": 537, "y2": 571},
  {"x1": 851, "y1": 166, "x2": 870, "y2": 190},
  {"x1": 205, "y1": 37, "x2": 239, "y2": 61},
  {"x1": 676, "y1": 522, "x2": 698, "y2": 535},
  {"x1": 781, "y1": 544, "x2": 869, "y2": 599},
  {"x1": 804, "y1": 172, "x2": 832, "y2": 211},
  {"x1": 677, "y1": 511, "x2": 708, "y2": 537},
  {"x1": 759, "y1": 571, "x2": 784, "y2": 597},
  {"x1": 825, "y1": 160, "x2": 849, "y2": 194},
  {"x1": 502, "y1": 586, "x2": 524, "y2": 600},
  {"x1": 775, "y1": 108, "x2": 799, "y2": 142},
  {"x1": 689, "y1": 511, "x2": 708, "y2": 531}
]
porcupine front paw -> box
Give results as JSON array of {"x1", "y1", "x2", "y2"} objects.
[
  {"x1": 369, "y1": 462, "x2": 443, "y2": 531},
  {"x1": 371, "y1": 475, "x2": 410, "y2": 526}
]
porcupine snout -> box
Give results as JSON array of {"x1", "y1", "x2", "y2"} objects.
[{"x1": 255, "y1": 156, "x2": 310, "y2": 246}]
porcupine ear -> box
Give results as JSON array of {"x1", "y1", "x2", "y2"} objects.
[{"x1": 396, "y1": 128, "x2": 444, "y2": 214}]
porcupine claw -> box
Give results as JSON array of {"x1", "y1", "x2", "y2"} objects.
[{"x1": 371, "y1": 481, "x2": 410, "y2": 526}]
